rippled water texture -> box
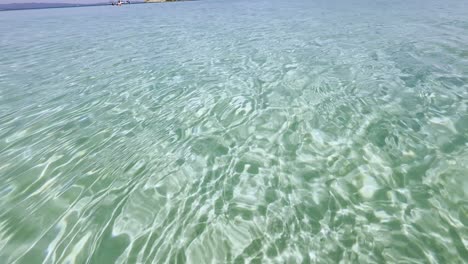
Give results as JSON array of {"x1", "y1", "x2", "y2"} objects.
[{"x1": 1, "y1": 0, "x2": 468, "y2": 263}]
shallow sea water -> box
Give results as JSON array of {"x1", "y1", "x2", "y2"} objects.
[{"x1": 1, "y1": 0, "x2": 468, "y2": 263}]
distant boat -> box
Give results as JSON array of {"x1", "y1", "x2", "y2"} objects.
[{"x1": 111, "y1": 0, "x2": 131, "y2": 6}]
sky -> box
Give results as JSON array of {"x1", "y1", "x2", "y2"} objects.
[{"x1": 1, "y1": 0, "x2": 114, "y2": 3}]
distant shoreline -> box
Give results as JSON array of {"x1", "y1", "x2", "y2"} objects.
[
  {"x1": 0, "y1": 2, "x2": 146, "y2": 12},
  {"x1": 0, "y1": 0, "x2": 192, "y2": 12}
]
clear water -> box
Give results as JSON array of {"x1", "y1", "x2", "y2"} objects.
[{"x1": 1, "y1": 0, "x2": 468, "y2": 263}]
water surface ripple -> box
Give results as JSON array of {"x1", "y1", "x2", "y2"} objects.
[{"x1": 0, "y1": 0, "x2": 468, "y2": 263}]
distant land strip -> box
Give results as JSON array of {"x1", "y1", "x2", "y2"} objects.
[{"x1": 0, "y1": 0, "x2": 192, "y2": 12}]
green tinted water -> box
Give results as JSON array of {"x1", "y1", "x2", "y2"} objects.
[{"x1": 0, "y1": 0, "x2": 467, "y2": 263}]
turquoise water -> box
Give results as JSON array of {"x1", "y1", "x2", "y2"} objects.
[{"x1": 1, "y1": 0, "x2": 468, "y2": 263}]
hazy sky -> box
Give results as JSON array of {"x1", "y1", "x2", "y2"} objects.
[{"x1": 1, "y1": 0, "x2": 114, "y2": 3}]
